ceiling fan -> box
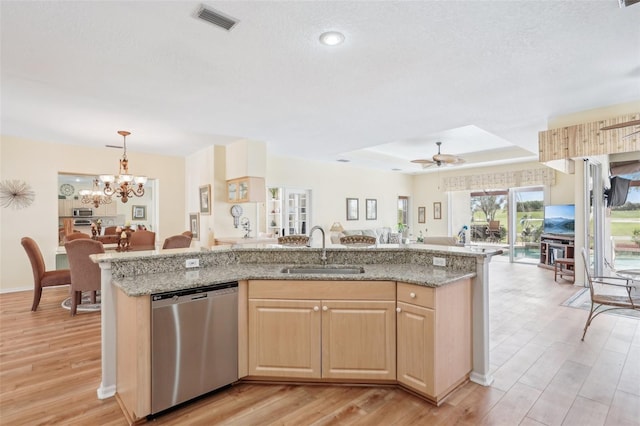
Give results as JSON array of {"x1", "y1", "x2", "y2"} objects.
[
  {"x1": 600, "y1": 119, "x2": 640, "y2": 139},
  {"x1": 410, "y1": 141, "x2": 465, "y2": 168}
]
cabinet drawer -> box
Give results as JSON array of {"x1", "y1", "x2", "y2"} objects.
[
  {"x1": 397, "y1": 282, "x2": 434, "y2": 308},
  {"x1": 249, "y1": 280, "x2": 395, "y2": 300}
]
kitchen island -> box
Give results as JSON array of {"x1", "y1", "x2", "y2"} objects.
[{"x1": 93, "y1": 243, "x2": 501, "y2": 423}]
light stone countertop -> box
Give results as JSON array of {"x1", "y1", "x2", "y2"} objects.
[{"x1": 113, "y1": 263, "x2": 477, "y2": 297}]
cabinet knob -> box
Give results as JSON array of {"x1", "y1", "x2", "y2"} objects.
[
  {"x1": 322, "y1": 306, "x2": 328, "y2": 311},
  {"x1": 396, "y1": 307, "x2": 401, "y2": 313},
  {"x1": 313, "y1": 306, "x2": 319, "y2": 312},
  {"x1": 410, "y1": 292, "x2": 416, "y2": 298}
]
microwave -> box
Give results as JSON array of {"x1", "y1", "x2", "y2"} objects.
[{"x1": 72, "y1": 208, "x2": 93, "y2": 217}]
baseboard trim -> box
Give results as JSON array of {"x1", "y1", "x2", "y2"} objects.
[
  {"x1": 470, "y1": 371, "x2": 494, "y2": 387},
  {"x1": 97, "y1": 384, "x2": 116, "y2": 399}
]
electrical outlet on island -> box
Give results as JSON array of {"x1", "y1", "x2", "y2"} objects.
[
  {"x1": 433, "y1": 257, "x2": 446, "y2": 267},
  {"x1": 186, "y1": 258, "x2": 200, "y2": 268}
]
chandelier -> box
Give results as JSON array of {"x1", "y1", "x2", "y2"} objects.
[
  {"x1": 99, "y1": 130, "x2": 147, "y2": 203},
  {"x1": 79, "y1": 178, "x2": 112, "y2": 208}
]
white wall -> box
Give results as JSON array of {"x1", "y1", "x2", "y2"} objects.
[
  {"x1": 547, "y1": 101, "x2": 640, "y2": 285},
  {"x1": 1, "y1": 135, "x2": 186, "y2": 292}
]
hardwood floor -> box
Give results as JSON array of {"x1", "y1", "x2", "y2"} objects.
[{"x1": 1, "y1": 261, "x2": 638, "y2": 425}]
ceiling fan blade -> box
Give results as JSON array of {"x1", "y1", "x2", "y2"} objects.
[
  {"x1": 600, "y1": 119, "x2": 640, "y2": 130},
  {"x1": 411, "y1": 159, "x2": 436, "y2": 164},
  {"x1": 433, "y1": 153, "x2": 465, "y2": 164}
]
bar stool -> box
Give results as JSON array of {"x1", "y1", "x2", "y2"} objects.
[{"x1": 555, "y1": 258, "x2": 575, "y2": 283}]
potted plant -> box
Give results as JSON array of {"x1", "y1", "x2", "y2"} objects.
[{"x1": 398, "y1": 223, "x2": 409, "y2": 238}]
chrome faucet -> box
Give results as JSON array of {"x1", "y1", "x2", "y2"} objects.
[{"x1": 309, "y1": 225, "x2": 327, "y2": 265}]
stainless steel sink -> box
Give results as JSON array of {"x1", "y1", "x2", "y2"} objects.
[{"x1": 280, "y1": 266, "x2": 365, "y2": 275}]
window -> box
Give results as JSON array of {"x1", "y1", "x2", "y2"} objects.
[{"x1": 397, "y1": 196, "x2": 409, "y2": 229}]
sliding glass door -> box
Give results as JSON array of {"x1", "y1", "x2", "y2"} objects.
[{"x1": 510, "y1": 187, "x2": 544, "y2": 263}]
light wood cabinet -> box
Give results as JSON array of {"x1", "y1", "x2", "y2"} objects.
[
  {"x1": 227, "y1": 176, "x2": 265, "y2": 203},
  {"x1": 248, "y1": 299, "x2": 321, "y2": 378},
  {"x1": 396, "y1": 280, "x2": 472, "y2": 404},
  {"x1": 322, "y1": 300, "x2": 396, "y2": 380},
  {"x1": 58, "y1": 199, "x2": 73, "y2": 216},
  {"x1": 115, "y1": 286, "x2": 151, "y2": 423},
  {"x1": 248, "y1": 280, "x2": 396, "y2": 381}
]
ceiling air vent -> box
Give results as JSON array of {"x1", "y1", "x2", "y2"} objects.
[{"x1": 196, "y1": 5, "x2": 238, "y2": 31}]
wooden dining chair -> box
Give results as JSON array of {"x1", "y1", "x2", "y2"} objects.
[
  {"x1": 580, "y1": 248, "x2": 639, "y2": 340},
  {"x1": 65, "y1": 232, "x2": 92, "y2": 242},
  {"x1": 21, "y1": 237, "x2": 72, "y2": 311},
  {"x1": 129, "y1": 230, "x2": 156, "y2": 251},
  {"x1": 162, "y1": 235, "x2": 192, "y2": 249},
  {"x1": 65, "y1": 239, "x2": 104, "y2": 316}
]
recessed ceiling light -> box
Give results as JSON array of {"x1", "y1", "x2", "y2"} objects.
[
  {"x1": 320, "y1": 31, "x2": 345, "y2": 46},
  {"x1": 391, "y1": 168, "x2": 402, "y2": 172},
  {"x1": 337, "y1": 158, "x2": 350, "y2": 163}
]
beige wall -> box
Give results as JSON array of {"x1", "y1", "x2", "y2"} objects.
[
  {"x1": 266, "y1": 155, "x2": 414, "y2": 235},
  {"x1": 412, "y1": 161, "x2": 575, "y2": 238},
  {"x1": 1, "y1": 135, "x2": 185, "y2": 292}
]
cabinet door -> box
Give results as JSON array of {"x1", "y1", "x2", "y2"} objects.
[
  {"x1": 321, "y1": 300, "x2": 396, "y2": 380},
  {"x1": 248, "y1": 299, "x2": 321, "y2": 379},
  {"x1": 105, "y1": 201, "x2": 117, "y2": 216},
  {"x1": 237, "y1": 179, "x2": 249, "y2": 202},
  {"x1": 58, "y1": 199, "x2": 72, "y2": 216},
  {"x1": 227, "y1": 181, "x2": 238, "y2": 202},
  {"x1": 396, "y1": 301, "x2": 435, "y2": 396}
]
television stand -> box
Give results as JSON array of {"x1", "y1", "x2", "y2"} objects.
[{"x1": 538, "y1": 234, "x2": 575, "y2": 271}]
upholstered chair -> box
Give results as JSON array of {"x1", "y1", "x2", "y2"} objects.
[
  {"x1": 103, "y1": 226, "x2": 118, "y2": 235},
  {"x1": 65, "y1": 232, "x2": 92, "y2": 242},
  {"x1": 129, "y1": 230, "x2": 156, "y2": 251},
  {"x1": 21, "y1": 237, "x2": 72, "y2": 311},
  {"x1": 181, "y1": 230, "x2": 193, "y2": 238},
  {"x1": 339, "y1": 235, "x2": 377, "y2": 246},
  {"x1": 162, "y1": 235, "x2": 192, "y2": 249},
  {"x1": 64, "y1": 239, "x2": 104, "y2": 316},
  {"x1": 277, "y1": 235, "x2": 310, "y2": 246}
]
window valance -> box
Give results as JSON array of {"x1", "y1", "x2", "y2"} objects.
[{"x1": 442, "y1": 167, "x2": 555, "y2": 191}]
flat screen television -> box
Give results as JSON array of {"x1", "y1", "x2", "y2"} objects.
[{"x1": 543, "y1": 204, "x2": 575, "y2": 236}]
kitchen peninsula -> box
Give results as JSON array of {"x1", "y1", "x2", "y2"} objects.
[{"x1": 93, "y1": 244, "x2": 501, "y2": 423}]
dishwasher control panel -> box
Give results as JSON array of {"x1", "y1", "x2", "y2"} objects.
[{"x1": 151, "y1": 281, "x2": 238, "y2": 302}]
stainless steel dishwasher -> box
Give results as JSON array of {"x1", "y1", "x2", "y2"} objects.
[{"x1": 151, "y1": 281, "x2": 238, "y2": 415}]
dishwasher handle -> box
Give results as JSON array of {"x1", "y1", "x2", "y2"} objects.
[{"x1": 152, "y1": 281, "x2": 238, "y2": 304}]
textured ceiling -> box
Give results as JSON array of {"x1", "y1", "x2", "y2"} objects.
[{"x1": 1, "y1": 1, "x2": 639, "y2": 173}]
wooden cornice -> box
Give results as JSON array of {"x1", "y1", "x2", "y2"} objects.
[{"x1": 538, "y1": 113, "x2": 640, "y2": 163}]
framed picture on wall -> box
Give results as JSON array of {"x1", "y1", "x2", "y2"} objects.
[
  {"x1": 433, "y1": 202, "x2": 442, "y2": 220},
  {"x1": 346, "y1": 198, "x2": 359, "y2": 220},
  {"x1": 132, "y1": 205, "x2": 146, "y2": 220},
  {"x1": 418, "y1": 206, "x2": 426, "y2": 223},
  {"x1": 199, "y1": 184, "x2": 211, "y2": 215},
  {"x1": 365, "y1": 199, "x2": 377, "y2": 220},
  {"x1": 189, "y1": 212, "x2": 200, "y2": 240}
]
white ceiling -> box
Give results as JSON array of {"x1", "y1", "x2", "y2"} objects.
[{"x1": 2, "y1": 1, "x2": 639, "y2": 174}]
